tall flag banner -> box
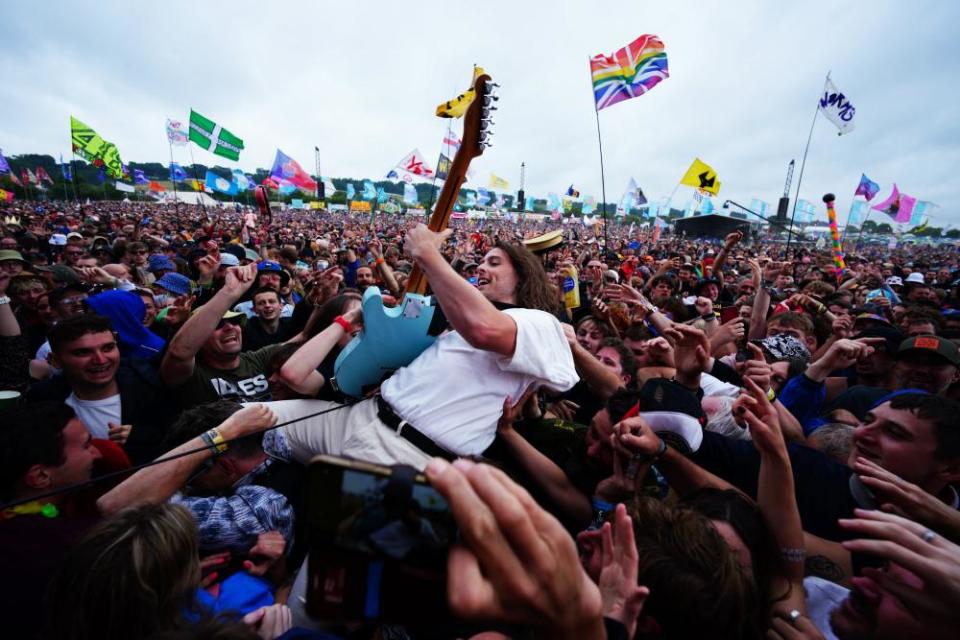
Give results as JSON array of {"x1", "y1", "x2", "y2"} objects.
[
  {"x1": 652, "y1": 216, "x2": 663, "y2": 243},
  {"x1": 847, "y1": 199, "x2": 869, "y2": 226},
  {"x1": 477, "y1": 188, "x2": 491, "y2": 206},
  {"x1": 361, "y1": 180, "x2": 377, "y2": 200},
  {"x1": 204, "y1": 170, "x2": 239, "y2": 195},
  {"x1": 189, "y1": 179, "x2": 203, "y2": 191},
  {"x1": 59, "y1": 155, "x2": 73, "y2": 181},
  {"x1": 96, "y1": 167, "x2": 106, "y2": 184},
  {"x1": 795, "y1": 199, "x2": 817, "y2": 224},
  {"x1": 70, "y1": 116, "x2": 124, "y2": 179},
  {"x1": 277, "y1": 180, "x2": 297, "y2": 195},
  {"x1": 261, "y1": 176, "x2": 280, "y2": 190},
  {"x1": 346, "y1": 183, "x2": 356, "y2": 201},
  {"x1": 489, "y1": 173, "x2": 509, "y2": 190},
  {"x1": 908, "y1": 201, "x2": 937, "y2": 227},
  {"x1": 823, "y1": 196, "x2": 846, "y2": 278},
  {"x1": 590, "y1": 34, "x2": 669, "y2": 111},
  {"x1": 700, "y1": 197, "x2": 715, "y2": 215},
  {"x1": 395, "y1": 149, "x2": 434, "y2": 178},
  {"x1": 679, "y1": 158, "x2": 720, "y2": 195},
  {"x1": 854, "y1": 173, "x2": 880, "y2": 200},
  {"x1": 749, "y1": 199, "x2": 771, "y2": 217},
  {"x1": 442, "y1": 130, "x2": 462, "y2": 152},
  {"x1": 463, "y1": 191, "x2": 477, "y2": 208},
  {"x1": 188, "y1": 110, "x2": 245, "y2": 160},
  {"x1": 7, "y1": 171, "x2": 21, "y2": 186},
  {"x1": 403, "y1": 182, "x2": 418, "y2": 205},
  {"x1": 231, "y1": 169, "x2": 252, "y2": 191},
  {"x1": 114, "y1": 181, "x2": 135, "y2": 193},
  {"x1": 818, "y1": 76, "x2": 856, "y2": 135},
  {"x1": 134, "y1": 169, "x2": 148, "y2": 185},
  {"x1": 169, "y1": 163, "x2": 187, "y2": 181},
  {"x1": 436, "y1": 66, "x2": 486, "y2": 118},
  {"x1": 166, "y1": 118, "x2": 188, "y2": 146},
  {"x1": 376, "y1": 187, "x2": 389, "y2": 204},
  {"x1": 496, "y1": 193, "x2": 507, "y2": 209},
  {"x1": 566, "y1": 185, "x2": 580, "y2": 198},
  {"x1": 269, "y1": 149, "x2": 317, "y2": 191},
  {"x1": 0, "y1": 149, "x2": 9, "y2": 174},
  {"x1": 582, "y1": 195, "x2": 595, "y2": 215},
  {"x1": 871, "y1": 184, "x2": 916, "y2": 223},
  {"x1": 22, "y1": 169, "x2": 37, "y2": 185},
  {"x1": 35, "y1": 167, "x2": 54, "y2": 185},
  {"x1": 148, "y1": 180, "x2": 165, "y2": 192},
  {"x1": 436, "y1": 154, "x2": 452, "y2": 181},
  {"x1": 547, "y1": 193, "x2": 563, "y2": 213},
  {"x1": 323, "y1": 177, "x2": 337, "y2": 197}
]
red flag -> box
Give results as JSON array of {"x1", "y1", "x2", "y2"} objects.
[
  {"x1": 22, "y1": 169, "x2": 36, "y2": 184},
  {"x1": 35, "y1": 167, "x2": 54, "y2": 184},
  {"x1": 261, "y1": 176, "x2": 280, "y2": 190},
  {"x1": 148, "y1": 180, "x2": 165, "y2": 192}
]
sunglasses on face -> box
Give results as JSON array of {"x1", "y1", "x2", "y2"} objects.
[{"x1": 216, "y1": 317, "x2": 244, "y2": 330}]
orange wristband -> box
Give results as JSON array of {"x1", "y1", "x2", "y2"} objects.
[
  {"x1": 333, "y1": 316, "x2": 352, "y2": 333},
  {"x1": 375, "y1": 257, "x2": 385, "y2": 266}
]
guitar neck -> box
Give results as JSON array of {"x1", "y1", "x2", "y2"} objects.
[{"x1": 401, "y1": 71, "x2": 494, "y2": 299}]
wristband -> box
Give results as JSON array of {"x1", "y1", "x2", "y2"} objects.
[
  {"x1": 375, "y1": 257, "x2": 385, "y2": 266},
  {"x1": 766, "y1": 388, "x2": 776, "y2": 402},
  {"x1": 700, "y1": 313, "x2": 717, "y2": 321},
  {"x1": 780, "y1": 547, "x2": 806, "y2": 563},
  {"x1": 333, "y1": 315, "x2": 353, "y2": 333},
  {"x1": 201, "y1": 428, "x2": 228, "y2": 454}
]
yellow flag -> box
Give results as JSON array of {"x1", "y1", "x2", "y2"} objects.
[
  {"x1": 435, "y1": 66, "x2": 486, "y2": 118},
  {"x1": 489, "y1": 173, "x2": 509, "y2": 190},
  {"x1": 679, "y1": 158, "x2": 721, "y2": 195},
  {"x1": 190, "y1": 179, "x2": 203, "y2": 191}
]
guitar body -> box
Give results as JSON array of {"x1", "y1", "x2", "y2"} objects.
[
  {"x1": 333, "y1": 288, "x2": 437, "y2": 397},
  {"x1": 332, "y1": 70, "x2": 496, "y2": 397}
]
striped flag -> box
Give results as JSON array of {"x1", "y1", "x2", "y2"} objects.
[
  {"x1": 590, "y1": 34, "x2": 669, "y2": 111},
  {"x1": 442, "y1": 130, "x2": 461, "y2": 152}
]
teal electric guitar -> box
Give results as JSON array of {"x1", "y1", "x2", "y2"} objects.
[{"x1": 333, "y1": 72, "x2": 498, "y2": 397}]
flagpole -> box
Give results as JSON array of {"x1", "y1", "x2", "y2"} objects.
[
  {"x1": 788, "y1": 83, "x2": 823, "y2": 254},
  {"x1": 168, "y1": 140, "x2": 180, "y2": 215},
  {"x1": 426, "y1": 120, "x2": 452, "y2": 217},
  {"x1": 69, "y1": 151, "x2": 79, "y2": 202},
  {"x1": 187, "y1": 145, "x2": 208, "y2": 214},
  {"x1": 589, "y1": 58, "x2": 609, "y2": 254}
]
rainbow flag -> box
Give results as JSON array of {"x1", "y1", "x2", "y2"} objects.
[{"x1": 590, "y1": 34, "x2": 669, "y2": 111}]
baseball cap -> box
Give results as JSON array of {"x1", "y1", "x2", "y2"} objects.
[
  {"x1": 191, "y1": 306, "x2": 247, "y2": 326},
  {"x1": 258, "y1": 260, "x2": 290, "y2": 285},
  {"x1": 854, "y1": 312, "x2": 893, "y2": 327},
  {"x1": 0, "y1": 250, "x2": 28, "y2": 265},
  {"x1": 66, "y1": 232, "x2": 84, "y2": 241},
  {"x1": 626, "y1": 378, "x2": 708, "y2": 454},
  {"x1": 896, "y1": 335, "x2": 960, "y2": 367},
  {"x1": 884, "y1": 276, "x2": 903, "y2": 287},
  {"x1": 905, "y1": 272, "x2": 925, "y2": 284},
  {"x1": 219, "y1": 253, "x2": 240, "y2": 267},
  {"x1": 855, "y1": 326, "x2": 906, "y2": 355}
]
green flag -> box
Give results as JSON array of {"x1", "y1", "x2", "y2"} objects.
[
  {"x1": 70, "y1": 116, "x2": 124, "y2": 179},
  {"x1": 189, "y1": 109, "x2": 244, "y2": 161}
]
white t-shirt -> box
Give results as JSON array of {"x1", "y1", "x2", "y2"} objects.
[
  {"x1": 65, "y1": 392, "x2": 122, "y2": 439},
  {"x1": 804, "y1": 576, "x2": 846, "y2": 640},
  {"x1": 381, "y1": 307, "x2": 579, "y2": 456}
]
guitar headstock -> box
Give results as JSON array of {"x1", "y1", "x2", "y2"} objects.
[{"x1": 461, "y1": 73, "x2": 498, "y2": 160}]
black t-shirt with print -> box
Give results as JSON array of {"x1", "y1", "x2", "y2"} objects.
[{"x1": 175, "y1": 344, "x2": 284, "y2": 407}]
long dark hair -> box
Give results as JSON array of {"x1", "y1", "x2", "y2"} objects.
[
  {"x1": 493, "y1": 241, "x2": 559, "y2": 314},
  {"x1": 305, "y1": 291, "x2": 362, "y2": 338}
]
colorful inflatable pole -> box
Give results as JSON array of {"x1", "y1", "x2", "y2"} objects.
[{"x1": 823, "y1": 193, "x2": 846, "y2": 281}]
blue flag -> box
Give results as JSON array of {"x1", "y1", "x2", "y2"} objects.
[
  {"x1": 170, "y1": 163, "x2": 187, "y2": 181},
  {"x1": 134, "y1": 169, "x2": 148, "y2": 185},
  {"x1": 59, "y1": 155, "x2": 73, "y2": 181},
  {"x1": 464, "y1": 191, "x2": 477, "y2": 208},
  {"x1": 386, "y1": 169, "x2": 398, "y2": 179},
  {"x1": 477, "y1": 188, "x2": 491, "y2": 206},
  {"x1": 376, "y1": 187, "x2": 388, "y2": 203},
  {"x1": 205, "y1": 170, "x2": 239, "y2": 195},
  {"x1": 362, "y1": 180, "x2": 376, "y2": 200},
  {"x1": 346, "y1": 183, "x2": 356, "y2": 200},
  {"x1": 0, "y1": 149, "x2": 9, "y2": 174},
  {"x1": 525, "y1": 196, "x2": 535, "y2": 211},
  {"x1": 96, "y1": 166, "x2": 106, "y2": 184}
]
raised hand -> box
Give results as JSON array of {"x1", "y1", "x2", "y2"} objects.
[
  {"x1": 663, "y1": 325, "x2": 710, "y2": 387},
  {"x1": 107, "y1": 422, "x2": 132, "y2": 445},
  {"x1": 222, "y1": 262, "x2": 258, "y2": 297},
  {"x1": 76, "y1": 266, "x2": 115, "y2": 286},
  {"x1": 598, "y1": 504, "x2": 649, "y2": 639},
  {"x1": 221, "y1": 403, "x2": 277, "y2": 438},
  {"x1": 163, "y1": 294, "x2": 196, "y2": 326},
  {"x1": 404, "y1": 224, "x2": 452, "y2": 260}
]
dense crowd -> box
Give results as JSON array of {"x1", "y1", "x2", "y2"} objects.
[{"x1": 0, "y1": 198, "x2": 958, "y2": 640}]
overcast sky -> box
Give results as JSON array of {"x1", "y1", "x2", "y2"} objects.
[{"x1": 2, "y1": 1, "x2": 957, "y2": 225}]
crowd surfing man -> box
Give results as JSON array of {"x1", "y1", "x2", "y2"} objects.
[{"x1": 0, "y1": 196, "x2": 958, "y2": 639}]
